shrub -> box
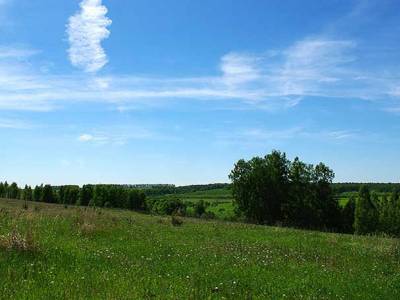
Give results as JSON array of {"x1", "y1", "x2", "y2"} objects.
[
  {"x1": 149, "y1": 198, "x2": 187, "y2": 216},
  {"x1": 194, "y1": 200, "x2": 207, "y2": 217},
  {"x1": 171, "y1": 215, "x2": 183, "y2": 226},
  {"x1": 200, "y1": 211, "x2": 215, "y2": 220}
]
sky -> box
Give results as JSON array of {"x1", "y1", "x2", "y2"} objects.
[{"x1": 0, "y1": 0, "x2": 399, "y2": 186}]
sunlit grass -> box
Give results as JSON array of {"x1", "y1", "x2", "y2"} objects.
[{"x1": 0, "y1": 198, "x2": 399, "y2": 299}]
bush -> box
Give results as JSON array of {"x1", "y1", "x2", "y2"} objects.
[
  {"x1": 171, "y1": 215, "x2": 183, "y2": 226},
  {"x1": 200, "y1": 211, "x2": 215, "y2": 220},
  {"x1": 149, "y1": 198, "x2": 187, "y2": 215},
  {"x1": 194, "y1": 200, "x2": 208, "y2": 217}
]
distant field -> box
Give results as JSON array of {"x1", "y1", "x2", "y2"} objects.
[
  {"x1": 151, "y1": 187, "x2": 357, "y2": 220},
  {"x1": 149, "y1": 187, "x2": 236, "y2": 219},
  {"x1": 0, "y1": 198, "x2": 399, "y2": 299},
  {"x1": 149, "y1": 187, "x2": 233, "y2": 202}
]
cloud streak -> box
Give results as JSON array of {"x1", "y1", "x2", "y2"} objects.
[
  {"x1": 67, "y1": 0, "x2": 112, "y2": 73},
  {"x1": 0, "y1": 117, "x2": 33, "y2": 129},
  {"x1": 0, "y1": 37, "x2": 399, "y2": 111}
]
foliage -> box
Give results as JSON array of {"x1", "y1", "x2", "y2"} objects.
[
  {"x1": 229, "y1": 150, "x2": 341, "y2": 230},
  {"x1": 333, "y1": 182, "x2": 400, "y2": 194},
  {"x1": 193, "y1": 200, "x2": 208, "y2": 217},
  {"x1": 354, "y1": 186, "x2": 379, "y2": 235},
  {"x1": 229, "y1": 151, "x2": 290, "y2": 224},
  {"x1": 42, "y1": 185, "x2": 55, "y2": 203},
  {"x1": 341, "y1": 195, "x2": 356, "y2": 233},
  {"x1": 147, "y1": 197, "x2": 186, "y2": 215}
]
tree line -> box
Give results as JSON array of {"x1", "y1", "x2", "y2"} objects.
[
  {"x1": 143, "y1": 183, "x2": 230, "y2": 197},
  {"x1": 0, "y1": 182, "x2": 146, "y2": 211},
  {"x1": 230, "y1": 150, "x2": 400, "y2": 236},
  {"x1": 332, "y1": 182, "x2": 400, "y2": 195},
  {"x1": 1, "y1": 152, "x2": 399, "y2": 237}
]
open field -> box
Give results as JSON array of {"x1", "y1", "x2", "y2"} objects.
[
  {"x1": 0, "y1": 198, "x2": 399, "y2": 299},
  {"x1": 148, "y1": 187, "x2": 236, "y2": 219},
  {"x1": 148, "y1": 187, "x2": 233, "y2": 203}
]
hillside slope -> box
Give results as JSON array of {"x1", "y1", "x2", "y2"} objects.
[{"x1": 0, "y1": 198, "x2": 399, "y2": 299}]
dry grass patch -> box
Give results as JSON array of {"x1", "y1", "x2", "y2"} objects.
[
  {"x1": 73, "y1": 209, "x2": 113, "y2": 236},
  {"x1": 0, "y1": 227, "x2": 38, "y2": 252}
]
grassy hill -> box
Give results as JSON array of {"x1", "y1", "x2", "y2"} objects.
[{"x1": 0, "y1": 198, "x2": 399, "y2": 299}]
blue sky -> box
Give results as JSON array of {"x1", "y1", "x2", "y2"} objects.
[{"x1": 0, "y1": 0, "x2": 399, "y2": 186}]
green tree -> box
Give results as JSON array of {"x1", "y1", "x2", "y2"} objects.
[
  {"x1": 0, "y1": 182, "x2": 5, "y2": 198},
  {"x1": 33, "y1": 185, "x2": 43, "y2": 202},
  {"x1": 313, "y1": 163, "x2": 341, "y2": 230},
  {"x1": 42, "y1": 185, "x2": 55, "y2": 203},
  {"x1": 80, "y1": 185, "x2": 93, "y2": 206},
  {"x1": 354, "y1": 186, "x2": 379, "y2": 235},
  {"x1": 128, "y1": 189, "x2": 146, "y2": 210},
  {"x1": 342, "y1": 195, "x2": 356, "y2": 233},
  {"x1": 375, "y1": 190, "x2": 400, "y2": 236},
  {"x1": 3, "y1": 181, "x2": 9, "y2": 198},
  {"x1": 283, "y1": 157, "x2": 315, "y2": 227},
  {"x1": 229, "y1": 150, "x2": 290, "y2": 224},
  {"x1": 23, "y1": 185, "x2": 33, "y2": 201},
  {"x1": 8, "y1": 182, "x2": 19, "y2": 199}
]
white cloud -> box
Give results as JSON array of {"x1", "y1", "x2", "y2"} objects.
[
  {"x1": 0, "y1": 118, "x2": 32, "y2": 129},
  {"x1": 0, "y1": 46, "x2": 39, "y2": 59},
  {"x1": 0, "y1": 36, "x2": 399, "y2": 112},
  {"x1": 217, "y1": 127, "x2": 359, "y2": 146},
  {"x1": 78, "y1": 134, "x2": 95, "y2": 142},
  {"x1": 77, "y1": 127, "x2": 158, "y2": 145},
  {"x1": 67, "y1": 0, "x2": 112, "y2": 73},
  {"x1": 277, "y1": 39, "x2": 356, "y2": 95},
  {"x1": 326, "y1": 130, "x2": 356, "y2": 140},
  {"x1": 220, "y1": 53, "x2": 261, "y2": 86}
]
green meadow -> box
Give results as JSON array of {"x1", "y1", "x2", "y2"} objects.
[{"x1": 0, "y1": 198, "x2": 399, "y2": 299}]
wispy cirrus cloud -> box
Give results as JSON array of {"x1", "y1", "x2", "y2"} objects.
[
  {"x1": 77, "y1": 126, "x2": 166, "y2": 146},
  {"x1": 217, "y1": 127, "x2": 359, "y2": 146},
  {"x1": 0, "y1": 46, "x2": 39, "y2": 59},
  {"x1": 67, "y1": 0, "x2": 112, "y2": 73},
  {"x1": 0, "y1": 117, "x2": 33, "y2": 129},
  {"x1": 0, "y1": 36, "x2": 399, "y2": 112},
  {"x1": 220, "y1": 52, "x2": 261, "y2": 87}
]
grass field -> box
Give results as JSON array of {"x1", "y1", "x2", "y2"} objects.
[
  {"x1": 0, "y1": 198, "x2": 399, "y2": 299},
  {"x1": 149, "y1": 187, "x2": 236, "y2": 220}
]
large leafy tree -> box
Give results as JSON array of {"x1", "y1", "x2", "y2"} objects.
[
  {"x1": 229, "y1": 150, "x2": 290, "y2": 224},
  {"x1": 230, "y1": 150, "x2": 339, "y2": 229},
  {"x1": 283, "y1": 157, "x2": 314, "y2": 227}
]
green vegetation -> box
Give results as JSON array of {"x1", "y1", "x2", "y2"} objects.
[
  {"x1": 0, "y1": 198, "x2": 399, "y2": 299},
  {"x1": 230, "y1": 151, "x2": 341, "y2": 230}
]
